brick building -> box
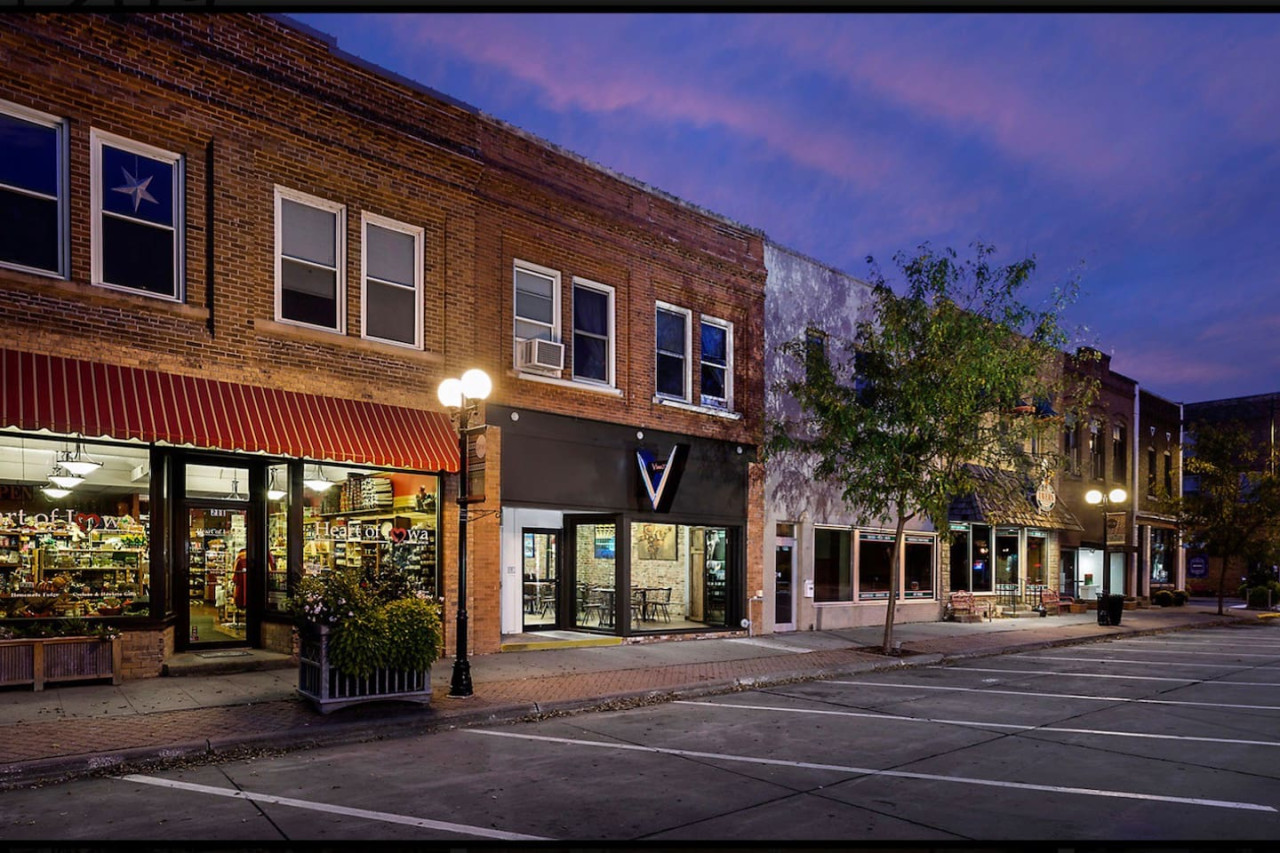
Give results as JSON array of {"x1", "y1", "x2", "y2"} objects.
[{"x1": 0, "y1": 13, "x2": 765, "y2": 678}]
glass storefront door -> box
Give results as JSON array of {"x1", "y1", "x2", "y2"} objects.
[
  {"x1": 774, "y1": 525, "x2": 795, "y2": 629},
  {"x1": 186, "y1": 505, "x2": 249, "y2": 647},
  {"x1": 521, "y1": 528, "x2": 560, "y2": 631}
]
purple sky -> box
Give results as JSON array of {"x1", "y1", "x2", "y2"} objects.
[{"x1": 294, "y1": 12, "x2": 1280, "y2": 405}]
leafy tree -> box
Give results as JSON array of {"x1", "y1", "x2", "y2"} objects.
[
  {"x1": 1176, "y1": 420, "x2": 1280, "y2": 615},
  {"x1": 767, "y1": 243, "x2": 1091, "y2": 653}
]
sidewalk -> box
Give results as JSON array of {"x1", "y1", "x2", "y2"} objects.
[{"x1": 0, "y1": 603, "x2": 1265, "y2": 790}]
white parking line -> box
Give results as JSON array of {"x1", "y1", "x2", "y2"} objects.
[
  {"x1": 118, "y1": 775, "x2": 550, "y2": 840},
  {"x1": 828, "y1": 680, "x2": 1280, "y2": 711},
  {"x1": 1070, "y1": 647, "x2": 1280, "y2": 659},
  {"x1": 675, "y1": 699, "x2": 1280, "y2": 748},
  {"x1": 1126, "y1": 638, "x2": 1280, "y2": 649},
  {"x1": 468, "y1": 730, "x2": 1275, "y2": 813},
  {"x1": 1016, "y1": 654, "x2": 1280, "y2": 670},
  {"x1": 932, "y1": 665, "x2": 1280, "y2": 688},
  {"x1": 726, "y1": 637, "x2": 815, "y2": 653}
]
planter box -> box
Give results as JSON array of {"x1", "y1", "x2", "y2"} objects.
[
  {"x1": 1066, "y1": 603, "x2": 1088, "y2": 614},
  {"x1": 297, "y1": 625, "x2": 432, "y2": 714},
  {"x1": 0, "y1": 636, "x2": 121, "y2": 691}
]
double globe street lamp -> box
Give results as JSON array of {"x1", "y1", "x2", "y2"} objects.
[
  {"x1": 437, "y1": 368, "x2": 492, "y2": 698},
  {"x1": 1084, "y1": 486, "x2": 1127, "y2": 626}
]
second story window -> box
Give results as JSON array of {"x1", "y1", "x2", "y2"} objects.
[
  {"x1": 655, "y1": 303, "x2": 691, "y2": 401},
  {"x1": 92, "y1": 130, "x2": 183, "y2": 300},
  {"x1": 276, "y1": 187, "x2": 345, "y2": 332},
  {"x1": 1089, "y1": 420, "x2": 1104, "y2": 480},
  {"x1": 361, "y1": 213, "x2": 422, "y2": 348},
  {"x1": 1064, "y1": 416, "x2": 1081, "y2": 475},
  {"x1": 1163, "y1": 450, "x2": 1173, "y2": 497},
  {"x1": 1112, "y1": 423, "x2": 1127, "y2": 481},
  {"x1": 572, "y1": 279, "x2": 613, "y2": 385},
  {"x1": 700, "y1": 317, "x2": 732, "y2": 409},
  {"x1": 513, "y1": 261, "x2": 564, "y2": 374},
  {"x1": 1147, "y1": 445, "x2": 1157, "y2": 496},
  {"x1": 0, "y1": 100, "x2": 66, "y2": 278},
  {"x1": 804, "y1": 329, "x2": 828, "y2": 384}
]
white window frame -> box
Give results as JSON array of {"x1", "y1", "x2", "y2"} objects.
[
  {"x1": 699, "y1": 315, "x2": 733, "y2": 410},
  {"x1": 0, "y1": 99, "x2": 68, "y2": 279},
  {"x1": 571, "y1": 277, "x2": 615, "y2": 388},
  {"x1": 90, "y1": 128, "x2": 184, "y2": 301},
  {"x1": 513, "y1": 259, "x2": 560, "y2": 344},
  {"x1": 274, "y1": 185, "x2": 346, "y2": 334},
  {"x1": 655, "y1": 301, "x2": 692, "y2": 403},
  {"x1": 360, "y1": 211, "x2": 423, "y2": 349}
]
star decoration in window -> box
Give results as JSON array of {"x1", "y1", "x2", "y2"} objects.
[{"x1": 112, "y1": 167, "x2": 157, "y2": 213}]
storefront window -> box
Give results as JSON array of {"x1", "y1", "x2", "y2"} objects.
[
  {"x1": 949, "y1": 527, "x2": 971, "y2": 592},
  {"x1": 301, "y1": 465, "x2": 440, "y2": 596},
  {"x1": 0, "y1": 435, "x2": 150, "y2": 619},
  {"x1": 1150, "y1": 528, "x2": 1170, "y2": 585},
  {"x1": 995, "y1": 529, "x2": 1019, "y2": 597},
  {"x1": 904, "y1": 536, "x2": 935, "y2": 599},
  {"x1": 266, "y1": 463, "x2": 289, "y2": 613},
  {"x1": 858, "y1": 533, "x2": 893, "y2": 600},
  {"x1": 626, "y1": 523, "x2": 728, "y2": 632},
  {"x1": 1026, "y1": 533, "x2": 1047, "y2": 588},
  {"x1": 575, "y1": 522, "x2": 617, "y2": 629},
  {"x1": 971, "y1": 524, "x2": 993, "y2": 593},
  {"x1": 813, "y1": 527, "x2": 851, "y2": 602}
]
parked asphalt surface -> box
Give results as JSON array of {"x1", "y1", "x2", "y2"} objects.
[{"x1": 1, "y1": 600, "x2": 1271, "y2": 791}]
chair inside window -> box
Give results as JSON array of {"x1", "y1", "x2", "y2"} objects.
[
  {"x1": 648, "y1": 587, "x2": 672, "y2": 622},
  {"x1": 579, "y1": 584, "x2": 604, "y2": 626}
]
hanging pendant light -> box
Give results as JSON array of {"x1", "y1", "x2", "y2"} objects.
[
  {"x1": 41, "y1": 484, "x2": 73, "y2": 499},
  {"x1": 267, "y1": 469, "x2": 287, "y2": 502},
  {"x1": 61, "y1": 439, "x2": 102, "y2": 477},
  {"x1": 47, "y1": 457, "x2": 84, "y2": 490},
  {"x1": 227, "y1": 474, "x2": 246, "y2": 501},
  {"x1": 304, "y1": 465, "x2": 335, "y2": 492}
]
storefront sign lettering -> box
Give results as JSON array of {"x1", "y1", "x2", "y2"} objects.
[
  {"x1": 636, "y1": 444, "x2": 688, "y2": 513},
  {"x1": 307, "y1": 521, "x2": 432, "y2": 545}
]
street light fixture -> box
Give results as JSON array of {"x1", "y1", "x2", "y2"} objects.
[
  {"x1": 1085, "y1": 487, "x2": 1127, "y2": 624},
  {"x1": 437, "y1": 367, "x2": 492, "y2": 698}
]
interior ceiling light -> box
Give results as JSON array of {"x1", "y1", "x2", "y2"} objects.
[
  {"x1": 267, "y1": 469, "x2": 286, "y2": 501},
  {"x1": 41, "y1": 485, "x2": 73, "y2": 499},
  {"x1": 304, "y1": 465, "x2": 335, "y2": 492},
  {"x1": 60, "y1": 440, "x2": 102, "y2": 477},
  {"x1": 227, "y1": 475, "x2": 246, "y2": 501},
  {"x1": 47, "y1": 459, "x2": 84, "y2": 490}
]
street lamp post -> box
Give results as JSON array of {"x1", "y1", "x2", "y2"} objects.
[
  {"x1": 437, "y1": 368, "x2": 492, "y2": 698},
  {"x1": 1085, "y1": 486, "x2": 1127, "y2": 625}
]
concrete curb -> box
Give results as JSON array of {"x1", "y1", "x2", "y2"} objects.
[{"x1": 0, "y1": 613, "x2": 1256, "y2": 790}]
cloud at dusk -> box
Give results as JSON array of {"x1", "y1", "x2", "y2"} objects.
[{"x1": 298, "y1": 12, "x2": 1280, "y2": 404}]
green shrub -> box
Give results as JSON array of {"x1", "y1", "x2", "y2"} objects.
[
  {"x1": 327, "y1": 606, "x2": 391, "y2": 679},
  {"x1": 382, "y1": 597, "x2": 443, "y2": 672},
  {"x1": 1153, "y1": 589, "x2": 1174, "y2": 607},
  {"x1": 1172, "y1": 589, "x2": 1189, "y2": 606},
  {"x1": 1246, "y1": 586, "x2": 1274, "y2": 609}
]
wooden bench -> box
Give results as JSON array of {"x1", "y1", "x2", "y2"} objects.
[
  {"x1": 949, "y1": 590, "x2": 991, "y2": 623},
  {"x1": 1039, "y1": 588, "x2": 1061, "y2": 616}
]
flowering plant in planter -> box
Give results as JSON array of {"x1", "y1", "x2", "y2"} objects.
[{"x1": 288, "y1": 565, "x2": 442, "y2": 679}]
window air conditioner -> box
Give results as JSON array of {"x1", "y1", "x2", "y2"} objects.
[{"x1": 517, "y1": 338, "x2": 564, "y2": 372}]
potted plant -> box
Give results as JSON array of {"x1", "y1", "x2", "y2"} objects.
[{"x1": 289, "y1": 564, "x2": 442, "y2": 713}]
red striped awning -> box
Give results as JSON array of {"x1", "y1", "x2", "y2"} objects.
[{"x1": 0, "y1": 349, "x2": 459, "y2": 472}]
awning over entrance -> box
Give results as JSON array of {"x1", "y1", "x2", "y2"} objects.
[
  {"x1": 0, "y1": 348, "x2": 459, "y2": 472},
  {"x1": 949, "y1": 464, "x2": 1084, "y2": 532}
]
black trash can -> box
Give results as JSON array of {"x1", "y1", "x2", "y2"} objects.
[{"x1": 1097, "y1": 594, "x2": 1124, "y2": 626}]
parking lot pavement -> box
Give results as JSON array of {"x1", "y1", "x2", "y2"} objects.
[{"x1": 4, "y1": 623, "x2": 1278, "y2": 841}]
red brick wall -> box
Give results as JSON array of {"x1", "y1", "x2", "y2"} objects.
[{"x1": 0, "y1": 13, "x2": 767, "y2": 655}]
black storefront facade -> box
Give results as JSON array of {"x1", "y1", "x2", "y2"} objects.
[{"x1": 493, "y1": 406, "x2": 750, "y2": 639}]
